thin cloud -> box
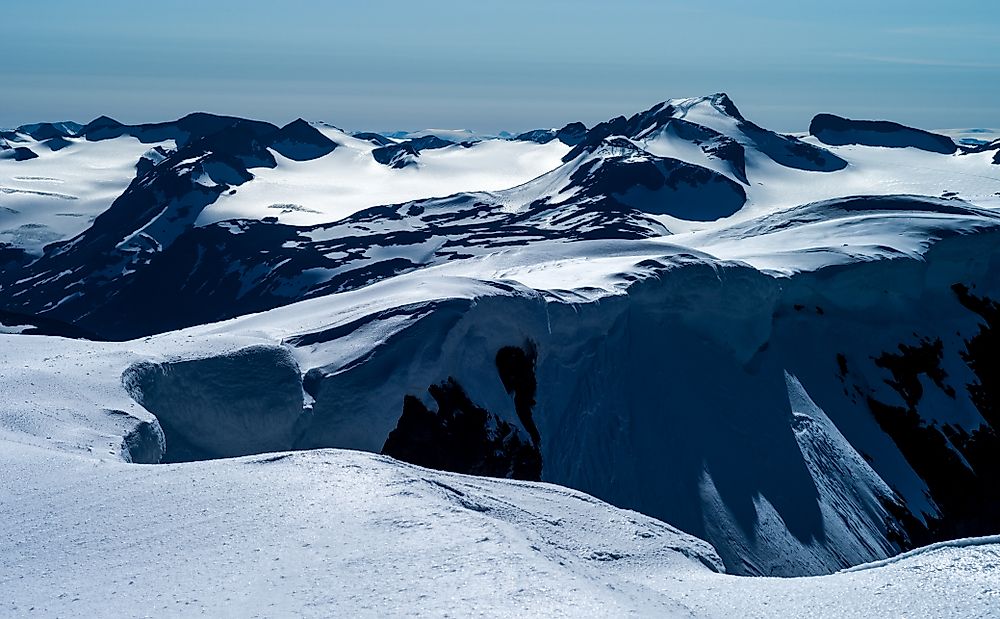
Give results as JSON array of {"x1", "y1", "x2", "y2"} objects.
[
  {"x1": 884, "y1": 25, "x2": 1000, "y2": 42},
  {"x1": 836, "y1": 53, "x2": 1000, "y2": 69}
]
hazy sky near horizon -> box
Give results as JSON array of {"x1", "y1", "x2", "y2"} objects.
[{"x1": 2, "y1": 1, "x2": 998, "y2": 132}]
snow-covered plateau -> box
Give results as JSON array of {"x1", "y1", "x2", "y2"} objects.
[{"x1": 2, "y1": 94, "x2": 1000, "y2": 617}]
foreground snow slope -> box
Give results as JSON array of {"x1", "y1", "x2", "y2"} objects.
[
  {"x1": 2, "y1": 440, "x2": 998, "y2": 618},
  {"x1": 1, "y1": 335, "x2": 997, "y2": 618}
]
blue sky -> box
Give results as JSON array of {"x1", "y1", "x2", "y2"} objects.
[{"x1": 2, "y1": 0, "x2": 998, "y2": 132}]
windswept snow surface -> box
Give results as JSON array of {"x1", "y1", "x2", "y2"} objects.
[{"x1": 1, "y1": 372, "x2": 998, "y2": 617}]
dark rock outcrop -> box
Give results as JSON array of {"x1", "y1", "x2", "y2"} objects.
[
  {"x1": 495, "y1": 343, "x2": 541, "y2": 446},
  {"x1": 16, "y1": 121, "x2": 82, "y2": 141},
  {"x1": 513, "y1": 122, "x2": 589, "y2": 146},
  {"x1": 810, "y1": 113, "x2": 957, "y2": 154},
  {"x1": 372, "y1": 135, "x2": 456, "y2": 168},
  {"x1": 858, "y1": 286, "x2": 1000, "y2": 546},
  {"x1": 352, "y1": 131, "x2": 395, "y2": 146},
  {"x1": 7, "y1": 147, "x2": 38, "y2": 161},
  {"x1": 557, "y1": 142, "x2": 747, "y2": 221},
  {"x1": 514, "y1": 128, "x2": 559, "y2": 144},
  {"x1": 0, "y1": 309, "x2": 100, "y2": 339},
  {"x1": 381, "y1": 378, "x2": 542, "y2": 480},
  {"x1": 269, "y1": 119, "x2": 338, "y2": 161},
  {"x1": 79, "y1": 112, "x2": 279, "y2": 148}
]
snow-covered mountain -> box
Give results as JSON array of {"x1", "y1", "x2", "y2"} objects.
[{"x1": 3, "y1": 93, "x2": 1000, "y2": 612}]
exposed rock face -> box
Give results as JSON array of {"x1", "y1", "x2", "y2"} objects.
[
  {"x1": 496, "y1": 343, "x2": 541, "y2": 446},
  {"x1": 375, "y1": 336, "x2": 544, "y2": 481},
  {"x1": 858, "y1": 285, "x2": 1000, "y2": 545},
  {"x1": 381, "y1": 377, "x2": 542, "y2": 481}
]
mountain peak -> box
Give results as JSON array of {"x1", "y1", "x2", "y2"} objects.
[
  {"x1": 83, "y1": 115, "x2": 124, "y2": 131},
  {"x1": 15, "y1": 121, "x2": 83, "y2": 140},
  {"x1": 270, "y1": 118, "x2": 338, "y2": 161},
  {"x1": 282, "y1": 118, "x2": 312, "y2": 130},
  {"x1": 707, "y1": 92, "x2": 742, "y2": 118}
]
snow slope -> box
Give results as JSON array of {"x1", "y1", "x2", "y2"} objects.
[
  {"x1": 1, "y1": 427, "x2": 998, "y2": 617},
  {"x1": 0, "y1": 135, "x2": 170, "y2": 255},
  {"x1": 199, "y1": 132, "x2": 570, "y2": 226},
  {"x1": 0, "y1": 355, "x2": 996, "y2": 619},
  {"x1": 4, "y1": 199, "x2": 999, "y2": 577}
]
